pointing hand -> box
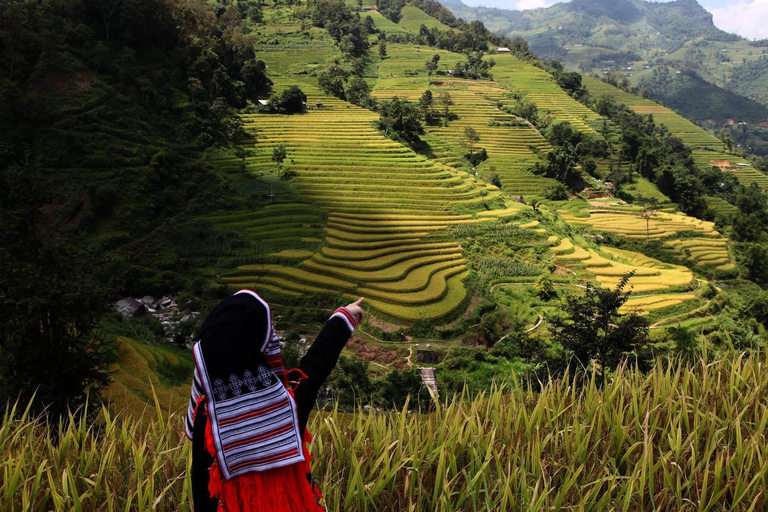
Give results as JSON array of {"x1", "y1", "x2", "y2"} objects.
[{"x1": 345, "y1": 297, "x2": 365, "y2": 324}]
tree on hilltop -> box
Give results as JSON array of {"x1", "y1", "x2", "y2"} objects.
[{"x1": 549, "y1": 272, "x2": 651, "y2": 383}]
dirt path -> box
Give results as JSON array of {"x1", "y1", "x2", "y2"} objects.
[
  {"x1": 406, "y1": 346, "x2": 414, "y2": 367},
  {"x1": 526, "y1": 315, "x2": 544, "y2": 333}
]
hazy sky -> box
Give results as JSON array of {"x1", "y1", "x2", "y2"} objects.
[{"x1": 460, "y1": 0, "x2": 768, "y2": 40}]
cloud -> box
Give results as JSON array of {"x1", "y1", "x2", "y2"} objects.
[
  {"x1": 514, "y1": 0, "x2": 559, "y2": 8},
  {"x1": 708, "y1": 0, "x2": 768, "y2": 40}
]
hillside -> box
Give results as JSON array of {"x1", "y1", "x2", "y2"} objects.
[
  {"x1": 636, "y1": 66, "x2": 768, "y2": 126},
  {"x1": 1, "y1": 0, "x2": 768, "y2": 427},
  {"x1": 5, "y1": 0, "x2": 768, "y2": 509},
  {"x1": 440, "y1": 0, "x2": 768, "y2": 122}
]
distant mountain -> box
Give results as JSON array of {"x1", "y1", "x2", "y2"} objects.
[
  {"x1": 441, "y1": 0, "x2": 768, "y2": 122},
  {"x1": 638, "y1": 66, "x2": 768, "y2": 125}
]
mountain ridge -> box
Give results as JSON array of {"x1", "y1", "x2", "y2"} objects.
[{"x1": 439, "y1": 0, "x2": 768, "y2": 129}]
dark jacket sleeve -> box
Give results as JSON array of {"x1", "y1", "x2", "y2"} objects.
[{"x1": 293, "y1": 308, "x2": 357, "y2": 432}]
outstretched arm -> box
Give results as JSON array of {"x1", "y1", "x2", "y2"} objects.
[{"x1": 293, "y1": 298, "x2": 364, "y2": 431}]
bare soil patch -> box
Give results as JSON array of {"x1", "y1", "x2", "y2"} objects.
[
  {"x1": 366, "y1": 314, "x2": 401, "y2": 332},
  {"x1": 347, "y1": 336, "x2": 406, "y2": 369}
]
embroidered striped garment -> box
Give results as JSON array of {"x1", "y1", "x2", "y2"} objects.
[
  {"x1": 185, "y1": 295, "x2": 284, "y2": 440},
  {"x1": 186, "y1": 289, "x2": 304, "y2": 481},
  {"x1": 193, "y1": 341, "x2": 305, "y2": 479},
  {"x1": 185, "y1": 290, "x2": 359, "y2": 480}
]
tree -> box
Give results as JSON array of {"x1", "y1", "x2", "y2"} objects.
[
  {"x1": 439, "y1": 90, "x2": 453, "y2": 114},
  {"x1": 534, "y1": 145, "x2": 580, "y2": 185},
  {"x1": 463, "y1": 126, "x2": 480, "y2": 157},
  {"x1": 317, "y1": 65, "x2": 349, "y2": 99},
  {"x1": 516, "y1": 100, "x2": 538, "y2": 125},
  {"x1": 419, "y1": 89, "x2": 439, "y2": 125},
  {"x1": 375, "y1": 97, "x2": 425, "y2": 148},
  {"x1": 452, "y1": 52, "x2": 494, "y2": 79},
  {"x1": 547, "y1": 121, "x2": 584, "y2": 148},
  {"x1": 535, "y1": 274, "x2": 556, "y2": 300},
  {"x1": 325, "y1": 355, "x2": 375, "y2": 408},
  {"x1": 0, "y1": 162, "x2": 114, "y2": 419},
  {"x1": 545, "y1": 182, "x2": 569, "y2": 200},
  {"x1": 240, "y1": 59, "x2": 270, "y2": 98},
  {"x1": 425, "y1": 57, "x2": 438, "y2": 85},
  {"x1": 346, "y1": 76, "x2": 374, "y2": 108},
  {"x1": 377, "y1": 368, "x2": 430, "y2": 410},
  {"x1": 737, "y1": 243, "x2": 768, "y2": 282},
  {"x1": 549, "y1": 272, "x2": 651, "y2": 383},
  {"x1": 640, "y1": 203, "x2": 657, "y2": 245},
  {"x1": 378, "y1": 39, "x2": 387, "y2": 59},
  {"x1": 272, "y1": 144, "x2": 287, "y2": 175},
  {"x1": 667, "y1": 326, "x2": 698, "y2": 362},
  {"x1": 264, "y1": 86, "x2": 306, "y2": 114}
]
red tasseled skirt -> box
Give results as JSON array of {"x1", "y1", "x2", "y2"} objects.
[{"x1": 202, "y1": 405, "x2": 325, "y2": 512}]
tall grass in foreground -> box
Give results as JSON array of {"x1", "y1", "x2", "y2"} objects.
[{"x1": 2, "y1": 353, "x2": 768, "y2": 511}]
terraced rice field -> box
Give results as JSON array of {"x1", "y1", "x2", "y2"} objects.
[
  {"x1": 492, "y1": 56, "x2": 607, "y2": 136},
  {"x1": 213, "y1": 79, "x2": 514, "y2": 321},
  {"x1": 662, "y1": 238, "x2": 734, "y2": 271},
  {"x1": 105, "y1": 337, "x2": 193, "y2": 414},
  {"x1": 397, "y1": 6, "x2": 452, "y2": 33},
  {"x1": 560, "y1": 209, "x2": 719, "y2": 241},
  {"x1": 373, "y1": 74, "x2": 556, "y2": 196},
  {"x1": 551, "y1": 239, "x2": 697, "y2": 312},
  {"x1": 696, "y1": 152, "x2": 768, "y2": 188},
  {"x1": 253, "y1": 43, "x2": 339, "y2": 76},
  {"x1": 205, "y1": 203, "x2": 326, "y2": 244},
  {"x1": 582, "y1": 76, "x2": 768, "y2": 188},
  {"x1": 704, "y1": 196, "x2": 739, "y2": 216},
  {"x1": 375, "y1": 44, "x2": 465, "y2": 91},
  {"x1": 622, "y1": 293, "x2": 697, "y2": 314},
  {"x1": 222, "y1": 215, "x2": 474, "y2": 321},
  {"x1": 363, "y1": 11, "x2": 411, "y2": 35}
]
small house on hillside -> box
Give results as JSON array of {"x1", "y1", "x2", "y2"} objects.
[{"x1": 496, "y1": 47, "x2": 511, "y2": 53}]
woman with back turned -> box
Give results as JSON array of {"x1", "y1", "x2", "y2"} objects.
[{"x1": 185, "y1": 289, "x2": 364, "y2": 511}]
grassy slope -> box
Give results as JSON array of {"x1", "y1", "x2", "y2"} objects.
[
  {"x1": 104, "y1": 336, "x2": 193, "y2": 414},
  {"x1": 398, "y1": 5, "x2": 452, "y2": 33},
  {"x1": 6, "y1": 354, "x2": 768, "y2": 510}
]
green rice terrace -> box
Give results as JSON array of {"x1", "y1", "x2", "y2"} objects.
[
  {"x1": 160, "y1": 1, "x2": 765, "y2": 362},
  {"x1": 583, "y1": 76, "x2": 768, "y2": 189},
  {"x1": 198, "y1": 41, "x2": 736, "y2": 333}
]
